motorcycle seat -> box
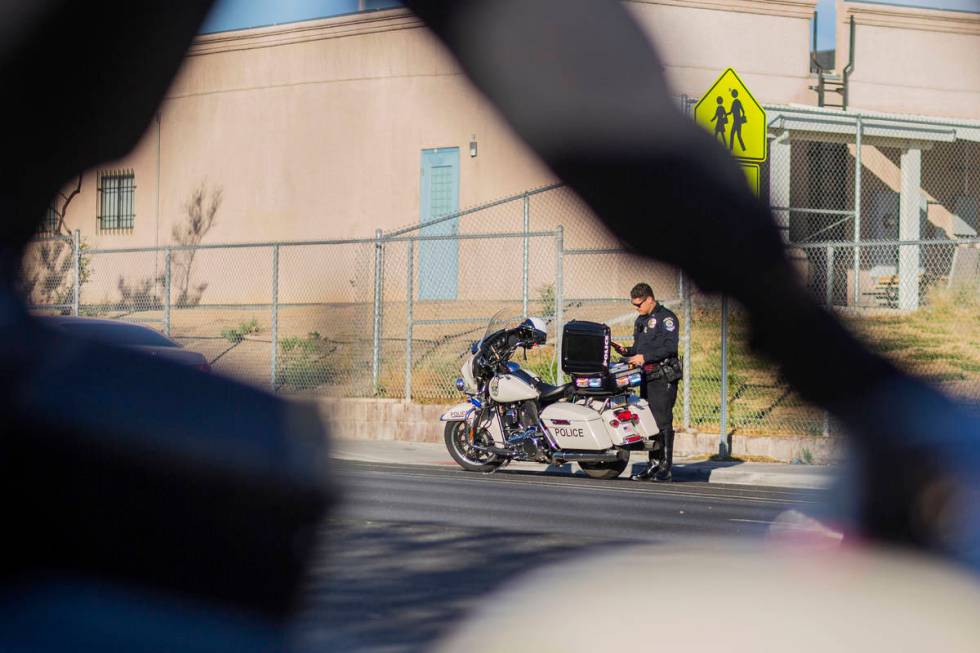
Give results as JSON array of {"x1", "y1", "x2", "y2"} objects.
[{"x1": 535, "y1": 381, "x2": 569, "y2": 404}]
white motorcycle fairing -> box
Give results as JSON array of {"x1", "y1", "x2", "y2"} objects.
[
  {"x1": 440, "y1": 401, "x2": 477, "y2": 423},
  {"x1": 540, "y1": 403, "x2": 613, "y2": 451},
  {"x1": 459, "y1": 353, "x2": 478, "y2": 394},
  {"x1": 600, "y1": 408, "x2": 643, "y2": 446},
  {"x1": 489, "y1": 374, "x2": 539, "y2": 403},
  {"x1": 440, "y1": 400, "x2": 507, "y2": 446},
  {"x1": 627, "y1": 396, "x2": 660, "y2": 437}
]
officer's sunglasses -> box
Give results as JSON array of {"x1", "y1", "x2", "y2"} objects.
[{"x1": 631, "y1": 297, "x2": 648, "y2": 308}]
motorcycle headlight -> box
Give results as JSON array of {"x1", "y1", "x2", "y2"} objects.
[{"x1": 455, "y1": 377, "x2": 466, "y2": 392}]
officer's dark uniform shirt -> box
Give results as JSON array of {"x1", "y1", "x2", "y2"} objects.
[{"x1": 625, "y1": 303, "x2": 679, "y2": 363}]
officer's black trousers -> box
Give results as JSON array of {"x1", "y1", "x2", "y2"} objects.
[{"x1": 641, "y1": 376, "x2": 678, "y2": 465}]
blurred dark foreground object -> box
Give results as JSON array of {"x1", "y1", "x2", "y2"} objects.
[
  {"x1": 39, "y1": 315, "x2": 213, "y2": 371},
  {"x1": 3, "y1": 307, "x2": 330, "y2": 614},
  {"x1": 0, "y1": 0, "x2": 978, "y2": 650},
  {"x1": 403, "y1": 0, "x2": 980, "y2": 566},
  {"x1": 0, "y1": 301, "x2": 332, "y2": 651},
  {"x1": 0, "y1": 1, "x2": 332, "y2": 650}
]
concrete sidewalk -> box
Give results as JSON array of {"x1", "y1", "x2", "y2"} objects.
[{"x1": 329, "y1": 439, "x2": 834, "y2": 490}]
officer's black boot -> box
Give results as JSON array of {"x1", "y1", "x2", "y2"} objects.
[
  {"x1": 652, "y1": 428, "x2": 674, "y2": 482},
  {"x1": 631, "y1": 451, "x2": 659, "y2": 480}
]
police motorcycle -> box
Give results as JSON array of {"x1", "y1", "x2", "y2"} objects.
[{"x1": 440, "y1": 310, "x2": 661, "y2": 479}]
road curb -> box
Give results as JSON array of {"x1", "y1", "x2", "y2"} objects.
[{"x1": 329, "y1": 439, "x2": 833, "y2": 491}]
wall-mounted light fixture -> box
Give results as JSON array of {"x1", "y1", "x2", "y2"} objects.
[{"x1": 469, "y1": 134, "x2": 478, "y2": 158}]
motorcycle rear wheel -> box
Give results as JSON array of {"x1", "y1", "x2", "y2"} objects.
[
  {"x1": 445, "y1": 421, "x2": 503, "y2": 473},
  {"x1": 578, "y1": 458, "x2": 629, "y2": 480}
]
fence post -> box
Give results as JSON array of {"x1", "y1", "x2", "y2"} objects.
[
  {"x1": 164, "y1": 248, "x2": 172, "y2": 336},
  {"x1": 682, "y1": 271, "x2": 691, "y2": 431},
  {"x1": 554, "y1": 226, "x2": 564, "y2": 384},
  {"x1": 405, "y1": 239, "x2": 415, "y2": 402},
  {"x1": 372, "y1": 229, "x2": 384, "y2": 394},
  {"x1": 522, "y1": 192, "x2": 530, "y2": 318},
  {"x1": 72, "y1": 229, "x2": 81, "y2": 316},
  {"x1": 719, "y1": 294, "x2": 729, "y2": 457},
  {"x1": 825, "y1": 244, "x2": 835, "y2": 307},
  {"x1": 271, "y1": 245, "x2": 279, "y2": 392},
  {"x1": 853, "y1": 114, "x2": 863, "y2": 306}
]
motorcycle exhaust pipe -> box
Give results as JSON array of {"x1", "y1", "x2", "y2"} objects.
[
  {"x1": 551, "y1": 451, "x2": 623, "y2": 464},
  {"x1": 473, "y1": 444, "x2": 516, "y2": 458},
  {"x1": 474, "y1": 445, "x2": 622, "y2": 464}
]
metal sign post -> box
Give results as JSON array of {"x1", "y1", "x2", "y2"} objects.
[{"x1": 694, "y1": 68, "x2": 769, "y2": 453}]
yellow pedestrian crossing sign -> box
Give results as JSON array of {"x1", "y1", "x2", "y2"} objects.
[
  {"x1": 694, "y1": 68, "x2": 767, "y2": 163},
  {"x1": 740, "y1": 162, "x2": 760, "y2": 198}
]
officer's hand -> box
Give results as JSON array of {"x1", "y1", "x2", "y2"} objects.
[
  {"x1": 627, "y1": 354, "x2": 644, "y2": 366},
  {"x1": 611, "y1": 342, "x2": 625, "y2": 354}
]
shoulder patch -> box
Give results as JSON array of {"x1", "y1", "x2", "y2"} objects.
[
  {"x1": 647, "y1": 318, "x2": 657, "y2": 330},
  {"x1": 664, "y1": 317, "x2": 676, "y2": 332}
]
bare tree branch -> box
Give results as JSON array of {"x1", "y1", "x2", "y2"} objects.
[
  {"x1": 172, "y1": 181, "x2": 222, "y2": 307},
  {"x1": 54, "y1": 174, "x2": 83, "y2": 236}
]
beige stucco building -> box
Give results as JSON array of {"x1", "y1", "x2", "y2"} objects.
[
  {"x1": 45, "y1": 0, "x2": 974, "y2": 245},
  {"x1": 30, "y1": 0, "x2": 978, "y2": 312}
]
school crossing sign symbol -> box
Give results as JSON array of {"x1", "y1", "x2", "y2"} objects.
[
  {"x1": 694, "y1": 68, "x2": 766, "y2": 162},
  {"x1": 694, "y1": 68, "x2": 767, "y2": 195}
]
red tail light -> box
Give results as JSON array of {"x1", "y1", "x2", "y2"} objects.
[
  {"x1": 615, "y1": 410, "x2": 638, "y2": 423},
  {"x1": 197, "y1": 362, "x2": 212, "y2": 373}
]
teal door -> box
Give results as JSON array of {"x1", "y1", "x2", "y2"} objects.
[{"x1": 419, "y1": 148, "x2": 460, "y2": 300}]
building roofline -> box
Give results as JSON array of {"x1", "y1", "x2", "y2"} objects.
[
  {"x1": 627, "y1": 0, "x2": 818, "y2": 20},
  {"x1": 840, "y1": 0, "x2": 980, "y2": 36},
  {"x1": 188, "y1": 8, "x2": 420, "y2": 57}
]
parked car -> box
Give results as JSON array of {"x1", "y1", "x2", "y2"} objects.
[{"x1": 39, "y1": 316, "x2": 211, "y2": 373}]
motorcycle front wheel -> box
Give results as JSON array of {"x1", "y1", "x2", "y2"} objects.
[
  {"x1": 578, "y1": 457, "x2": 629, "y2": 480},
  {"x1": 444, "y1": 421, "x2": 503, "y2": 473}
]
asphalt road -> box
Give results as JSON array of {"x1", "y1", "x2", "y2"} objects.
[{"x1": 295, "y1": 460, "x2": 827, "y2": 653}]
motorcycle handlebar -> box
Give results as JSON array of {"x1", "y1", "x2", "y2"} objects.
[{"x1": 475, "y1": 328, "x2": 534, "y2": 377}]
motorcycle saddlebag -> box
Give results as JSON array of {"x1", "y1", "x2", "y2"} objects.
[{"x1": 561, "y1": 320, "x2": 610, "y2": 375}]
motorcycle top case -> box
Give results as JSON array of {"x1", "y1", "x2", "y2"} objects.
[{"x1": 561, "y1": 320, "x2": 610, "y2": 375}]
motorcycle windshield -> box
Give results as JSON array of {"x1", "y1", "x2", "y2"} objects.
[{"x1": 479, "y1": 309, "x2": 525, "y2": 350}]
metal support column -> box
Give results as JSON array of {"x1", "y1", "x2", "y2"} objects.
[
  {"x1": 853, "y1": 115, "x2": 863, "y2": 305},
  {"x1": 719, "y1": 295, "x2": 730, "y2": 457},
  {"x1": 554, "y1": 226, "x2": 564, "y2": 384},
  {"x1": 405, "y1": 239, "x2": 415, "y2": 401},
  {"x1": 372, "y1": 229, "x2": 384, "y2": 394},
  {"x1": 271, "y1": 245, "x2": 279, "y2": 391},
  {"x1": 899, "y1": 147, "x2": 922, "y2": 310},
  {"x1": 164, "y1": 248, "x2": 172, "y2": 336},
  {"x1": 71, "y1": 229, "x2": 81, "y2": 316},
  {"x1": 826, "y1": 244, "x2": 835, "y2": 307},
  {"x1": 522, "y1": 193, "x2": 530, "y2": 318},
  {"x1": 681, "y1": 271, "x2": 692, "y2": 431}
]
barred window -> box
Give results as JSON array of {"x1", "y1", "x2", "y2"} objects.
[
  {"x1": 38, "y1": 204, "x2": 60, "y2": 234},
  {"x1": 98, "y1": 169, "x2": 135, "y2": 231}
]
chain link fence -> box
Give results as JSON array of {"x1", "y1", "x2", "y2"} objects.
[
  {"x1": 21, "y1": 232, "x2": 80, "y2": 315},
  {"x1": 21, "y1": 105, "x2": 980, "y2": 439}
]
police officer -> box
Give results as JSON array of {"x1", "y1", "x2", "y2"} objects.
[{"x1": 612, "y1": 283, "x2": 680, "y2": 482}]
